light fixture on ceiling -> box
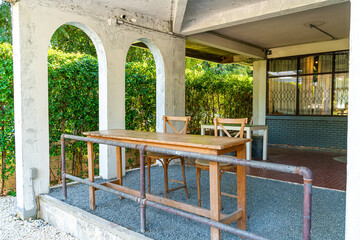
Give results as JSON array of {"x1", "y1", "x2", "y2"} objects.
[{"x1": 304, "y1": 21, "x2": 336, "y2": 40}]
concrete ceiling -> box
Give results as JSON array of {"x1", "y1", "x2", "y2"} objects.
[
  {"x1": 43, "y1": 0, "x2": 351, "y2": 64},
  {"x1": 213, "y1": 2, "x2": 350, "y2": 49}
]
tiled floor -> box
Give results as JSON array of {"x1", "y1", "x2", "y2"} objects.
[
  {"x1": 186, "y1": 146, "x2": 347, "y2": 191},
  {"x1": 248, "y1": 147, "x2": 347, "y2": 191}
]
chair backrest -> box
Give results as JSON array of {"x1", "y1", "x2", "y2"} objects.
[
  {"x1": 163, "y1": 115, "x2": 191, "y2": 134},
  {"x1": 214, "y1": 118, "x2": 248, "y2": 138}
]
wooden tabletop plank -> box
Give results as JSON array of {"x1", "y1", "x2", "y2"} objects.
[{"x1": 83, "y1": 129, "x2": 251, "y2": 151}]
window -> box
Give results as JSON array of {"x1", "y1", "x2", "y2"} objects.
[{"x1": 267, "y1": 51, "x2": 349, "y2": 116}]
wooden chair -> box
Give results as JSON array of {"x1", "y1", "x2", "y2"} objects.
[
  {"x1": 146, "y1": 115, "x2": 191, "y2": 198},
  {"x1": 195, "y1": 117, "x2": 247, "y2": 207}
]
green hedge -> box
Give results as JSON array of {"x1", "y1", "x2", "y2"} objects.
[{"x1": 0, "y1": 43, "x2": 15, "y2": 194}]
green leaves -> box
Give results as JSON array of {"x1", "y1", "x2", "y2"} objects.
[
  {"x1": 0, "y1": 43, "x2": 15, "y2": 194},
  {"x1": 125, "y1": 47, "x2": 156, "y2": 132},
  {"x1": 0, "y1": 2, "x2": 12, "y2": 44},
  {"x1": 185, "y1": 58, "x2": 253, "y2": 134}
]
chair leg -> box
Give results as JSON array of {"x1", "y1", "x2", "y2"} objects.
[
  {"x1": 147, "y1": 157, "x2": 151, "y2": 194},
  {"x1": 163, "y1": 158, "x2": 169, "y2": 198},
  {"x1": 180, "y1": 157, "x2": 189, "y2": 199},
  {"x1": 196, "y1": 165, "x2": 201, "y2": 207}
]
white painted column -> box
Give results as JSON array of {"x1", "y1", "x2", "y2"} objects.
[
  {"x1": 252, "y1": 60, "x2": 267, "y2": 125},
  {"x1": 12, "y1": 3, "x2": 50, "y2": 219},
  {"x1": 346, "y1": 1, "x2": 360, "y2": 239},
  {"x1": 99, "y1": 48, "x2": 125, "y2": 179},
  {"x1": 154, "y1": 36, "x2": 186, "y2": 133}
]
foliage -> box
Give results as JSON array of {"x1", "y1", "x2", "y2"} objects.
[
  {"x1": 51, "y1": 25, "x2": 97, "y2": 57},
  {"x1": 125, "y1": 47, "x2": 156, "y2": 132},
  {"x1": 0, "y1": 42, "x2": 15, "y2": 195},
  {"x1": 0, "y1": 1, "x2": 12, "y2": 44},
  {"x1": 185, "y1": 58, "x2": 253, "y2": 134},
  {"x1": 48, "y1": 49, "x2": 99, "y2": 179}
]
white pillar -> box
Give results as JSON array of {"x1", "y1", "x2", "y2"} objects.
[
  {"x1": 99, "y1": 48, "x2": 125, "y2": 179},
  {"x1": 346, "y1": 1, "x2": 360, "y2": 239},
  {"x1": 154, "y1": 37, "x2": 186, "y2": 133},
  {"x1": 12, "y1": 3, "x2": 50, "y2": 219},
  {"x1": 252, "y1": 60, "x2": 267, "y2": 125}
]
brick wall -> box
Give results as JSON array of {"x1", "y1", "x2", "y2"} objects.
[{"x1": 266, "y1": 115, "x2": 347, "y2": 150}]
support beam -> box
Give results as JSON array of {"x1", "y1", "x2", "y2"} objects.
[
  {"x1": 269, "y1": 38, "x2": 349, "y2": 58},
  {"x1": 181, "y1": 0, "x2": 348, "y2": 35},
  {"x1": 188, "y1": 32, "x2": 265, "y2": 59},
  {"x1": 172, "y1": 0, "x2": 188, "y2": 34},
  {"x1": 346, "y1": 1, "x2": 360, "y2": 239}
]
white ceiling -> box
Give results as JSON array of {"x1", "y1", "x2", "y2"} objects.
[
  {"x1": 183, "y1": 0, "x2": 264, "y2": 25},
  {"x1": 213, "y1": 2, "x2": 350, "y2": 48}
]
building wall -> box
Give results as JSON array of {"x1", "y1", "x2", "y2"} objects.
[
  {"x1": 12, "y1": 0, "x2": 186, "y2": 219},
  {"x1": 266, "y1": 116, "x2": 347, "y2": 150}
]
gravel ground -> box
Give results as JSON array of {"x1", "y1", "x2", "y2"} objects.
[
  {"x1": 49, "y1": 165, "x2": 346, "y2": 240},
  {"x1": 0, "y1": 196, "x2": 77, "y2": 240}
]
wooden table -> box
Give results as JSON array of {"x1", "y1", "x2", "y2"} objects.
[
  {"x1": 84, "y1": 129, "x2": 251, "y2": 239},
  {"x1": 201, "y1": 124, "x2": 268, "y2": 160}
]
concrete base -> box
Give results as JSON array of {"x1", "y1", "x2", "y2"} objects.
[
  {"x1": 15, "y1": 206, "x2": 37, "y2": 220},
  {"x1": 38, "y1": 195, "x2": 152, "y2": 240}
]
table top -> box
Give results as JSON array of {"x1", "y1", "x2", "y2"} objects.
[{"x1": 83, "y1": 129, "x2": 250, "y2": 155}]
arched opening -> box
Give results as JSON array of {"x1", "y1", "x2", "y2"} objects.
[
  {"x1": 124, "y1": 39, "x2": 160, "y2": 169},
  {"x1": 47, "y1": 23, "x2": 104, "y2": 185}
]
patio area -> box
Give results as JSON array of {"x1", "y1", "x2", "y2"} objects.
[
  {"x1": 9, "y1": 0, "x2": 360, "y2": 239},
  {"x1": 41, "y1": 146, "x2": 346, "y2": 240},
  {"x1": 47, "y1": 157, "x2": 345, "y2": 240}
]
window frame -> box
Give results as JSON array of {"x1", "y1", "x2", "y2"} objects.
[{"x1": 266, "y1": 50, "x2": 349, "y2": 117}]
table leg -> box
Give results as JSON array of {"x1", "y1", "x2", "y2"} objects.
[
  {"x1": 237, "y1": 145, "x2": 246, "y2": 230},
  {"x1": 87, "y1": 142, "x2": 95, "y2": 210},
  {"x1": 209, "y1": 161, "x2": 221, "y2": 240},
  {"x1": 246, "y1": 129, "x2": 251, "y2": 160},
  {"x1": 201, "y1": 126, "x2": 205, "y2": 135},
  {"x1": 263, "y1": 129, "x2": 268, "y2": 161},
  {"x1": 116, "y1": 146, "x2": 123, "y2": 199}
]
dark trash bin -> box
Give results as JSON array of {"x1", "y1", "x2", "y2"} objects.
[{"x1": 251, "y1": 135, "x2": 263, "y2": 159}]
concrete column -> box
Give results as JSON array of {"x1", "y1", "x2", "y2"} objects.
[
  {"x1": 154, "y1": 37, "x2": 186, "y2": 133},
  {"x1": 12, "y1": 3, "x2": 50, "y2": 219},
  {"x1": 252, "y1": 60, "x2": 267, "y2": 125},
  {"x1": 99, "y1": 48, "x2": 125, "y2": 179},
  {"x1": 346, "y1": 1, "x2": 360, "y2": 239}
]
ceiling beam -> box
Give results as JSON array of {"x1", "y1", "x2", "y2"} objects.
[
  {"x1": 172, "y1": 0, "x2": 189, "y2": 34},
  {"x1": 132, "y1": 42, "x2": 234, "y2": 64},
  {"x1": 188, "y1": 32, "x2": 265, "y2": 59},
  {"x1": 180, "y1": 0, "x2": 348, "y2": 35}
]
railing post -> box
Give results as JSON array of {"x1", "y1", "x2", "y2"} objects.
[
  {"x1": 139, "y1": 147, "x2": 146, "y2": 233},
  {"x1": 61, "y1": 135, "x2": 67, "y2": 200}
]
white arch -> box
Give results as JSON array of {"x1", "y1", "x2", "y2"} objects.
[
  {"x1": 125, "y1": 38, "x2": 166, "y2": 132},
  {"x1": 47, "y1": 22, "x2": 107, "y2": 183}
]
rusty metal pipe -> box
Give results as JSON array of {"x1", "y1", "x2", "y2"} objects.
[
  {"x1": 65, "y1": 174, "x2": 139, "y2": 202},
  {"x1": 61, "y1": 134, "x2": 67, "y2": 200},
  {"x1": 139, "y1": 148, "x2": 146, "y2": 233},
  {"x1": 144, "y1": 199, "x2": 268, "y2": 240}
]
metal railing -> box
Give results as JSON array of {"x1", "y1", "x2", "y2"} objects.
[{"x1": 61, "y1": 134, "x2": 312, "y2": 240}]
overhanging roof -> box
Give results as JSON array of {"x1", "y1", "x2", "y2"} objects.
[{"x1": 32, "y1": 0, "x2": 350, "y2": 64}]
